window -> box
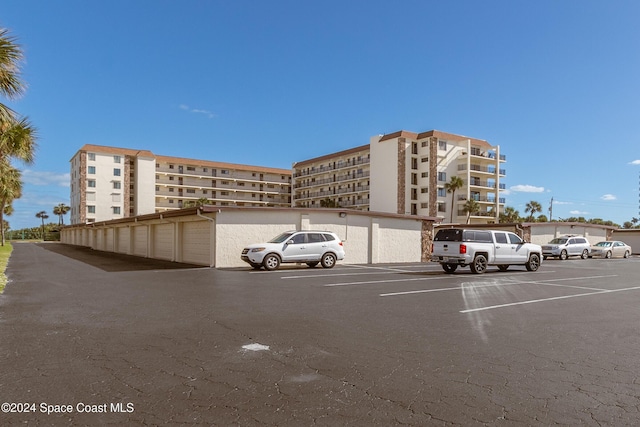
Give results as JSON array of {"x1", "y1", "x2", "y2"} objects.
[
  {"x1": 437, "y1": 172, "x2": 446, "y2": 182},
  {"x1": 113, "y1": 207, "x2": 121, "y2": 214},
  {"x1": 186, "y1": 189, "x2": 196, "y2": 194},
  {"x1": 113, "y1": 181, "x2": 121, "y2": 189},
  {"x1": 114, "y1": 168, "x2": 121, "y2": 176},
  {"x1": 411, "y1": 158, "x2": 418, "y2": 170},
  {"x1": 221, "y1": 169, "x2": 229, "y2": 175},
  {"x1": 421, "y1": 141, "x2": 428, "y2": 147},
  {"x1": 508, "y1": 233, "x2": 524, "y2": 244},
  {"x1": 88, "y1": 166, "x2": 96, "y2": 174},
  {"x1": 187, "y1": 166, "x2": 196, "y2": 171},
  {"x1": 88, "y1": 180, "x2": 96, "y2": 188},
  {"x1": 88, "y1": 153, "x2": 96, "y2": 161},
  {"x1": 114, "y1": 155, "x2": 121, "y2": 163},
  {"x1": 421, "y1": 188, "x2": 428, "y2": 193},
  {"x1": 112, "y1": 194, "x2": 121, "y2": 202},
  {"x1": 421, "y1": 157, "x2": 428, "y2": 163},
  {"x1": 308, "y1": 233, "x2": 325, "y2": 243},
  {"x1": 87, "y1": 206, "x2": 95, "y2": 214},
  {"x1": 439, "y1": 140, "x2": 447, "y2": 150},
  {"x1": 169, "y1": 164, "x2": 174, "y2": 169},
  {"x1": 421, "y1": 172, "x2": 428, "y2": 178},
  {"x1": 291, "y1": 234, "x2": 306, "y2": 244},
  {"x1": 495, "y1": 233, "x2": 508, "y2": 244},
  {"x1": 437, "y1": 188, "x2": 446, "y2": 197}
]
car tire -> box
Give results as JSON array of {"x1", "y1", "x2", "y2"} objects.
[
  {"x1": 320, "y1": 253, "x2": 337, "y2": 268},
  {"x1": 526, "y1": 253, "x2": 541, "y2": 271},
  {"x1": 470, "y1": 254, "x2": 488, "y2": 274},
  {"x1": 306, "y1": 262, "x2": 319, "y2": 268},
  {"x1": 605, "y1": 251, "x2": 612, "y2": 259},
  {"x1": 543, "y1": 255, "x2": 548, "y2": 260},
  {"x1": 498, "y1": 265, "x2": 509, "y2": 272},
  {"x1": 624, "y1": 251, "x2": 630, "y2": 258},
  {"x1": 441, "y1": 263, "x2": 457, "y2": 274},
  {"x1": 262, "y1": 254, "x2": 281, "y2": 271},
  {"x1": 581, "y1": 249, "x2": 589, "y2": 259},
  {"x1": 560, "y1": 250, "x2": 568, "y2": 260}
]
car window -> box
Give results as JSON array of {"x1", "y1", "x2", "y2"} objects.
[
  {"x1": 308, "y1": 233, "x2": 325, "y2": 243},
  {"x1": 322, "y1": 233, "x2": 335, "y2": 241},
  {"x1": 435, "y1": 229, "x2": 463, "y2": 241},
  {"x1": 290, "y1": 234, "x2": 306, "y2": 244},
  {"x1": 494, "y1": 233, "x2": 508, "y2": 244},
  {"x1": 568, "y1": 239, "x2": 575, "y2": 245},
  {"x1": 576, "y1": 238, "x2": 586, "y2": 244},
  {"x1": 269, "y1": 232, "x2": 295, "y2": 243},
  {"x1": 508, "y1": 233, "x2": 523, "y2": 244},
  {"x1": 549, "y1": 238, "x2": 568, "y2": 244}
]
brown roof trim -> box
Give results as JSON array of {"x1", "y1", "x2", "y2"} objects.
[
  {"x1": 293, "y1": 144, "x2": 370, "y2": 167},
  {"x1": 155, "y1": 154, "x2": 291, "y2": 175},
  {"x1": 377, "y1": 130, "x2": 494, "y2": 149},
  {"x1": 200, "y1": 205, "x2": 441, "y2": 222},
  {"x1": 73, "y1": 144, "x2": 156, "y2": 161},
  {"x1": 378, "y1": 130, "x2": 418, "y2": 142},
  {"x1": 524, "y1": 221, "x2": 618, "y2": 231}
]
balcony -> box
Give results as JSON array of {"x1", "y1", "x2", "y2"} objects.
[
  {"x1": 458, "y1": 164, "x2": 506, "y2": 176},
  {"x1": 294, "y1": 158, "x2": 370, "y2": 178}
]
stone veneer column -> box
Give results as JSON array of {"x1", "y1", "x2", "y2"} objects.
[
  {"x1": 428, "y1": 137, "x2": 438, "y2": 218},
  {"x1": 397, "y1": 138, "x2": 406, "y2": 214}
]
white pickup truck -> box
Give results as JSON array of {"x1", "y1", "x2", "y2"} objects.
[{"x1": 431, "y1": 228, "x2": 542, "y2": 274}]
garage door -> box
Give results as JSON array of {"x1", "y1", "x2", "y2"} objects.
[
  {"x1": 116, "y1": 227, "x2": 130, "y2": 254},
  {"x1": 153, "y1": 223, "x2": 174, "y2": 261},
  {"x1": 132, "y1": 226, "x2": 148, "y2": 257},
  {"x1": 182, "y1": 221, "x2": 211, "y2": 266}
]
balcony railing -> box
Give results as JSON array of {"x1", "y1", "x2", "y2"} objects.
[{"x1": 294, "y1": 158, "x2": 370, "y2": 178}]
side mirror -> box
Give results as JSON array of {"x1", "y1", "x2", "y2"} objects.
[{"x1": 287, "y1": 240, "x2": 295, "y2": 245}]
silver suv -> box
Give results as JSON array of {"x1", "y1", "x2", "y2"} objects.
[
  {"x1": 542, "y1": 235, "x2": 591, "y2": 260},
  {"x1": 241, "y1": 230, "x2": 345, "y2": 271}
]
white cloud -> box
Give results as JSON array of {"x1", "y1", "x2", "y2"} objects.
[
  {"x1": 179, "y1": 104, "x2": 216, "y2": 119},
  {"x1": 553, "y1": 200, "x2": 572, "y2": 205},
  {"x1": 601, "y1": 194, "x2": 617, "y2": 201},
  {"x1": 510, "y1": 184, "x2": 545, "y2": 193},
  {"x1": 570, "y1": 210, "x2": 589, "y2": 215},
  {"x1": 22, "y1": 170, "x2": 70, "y2": 187},
  {"x1": 629, "y1": 160, "x2": 640, "y2": 165}
]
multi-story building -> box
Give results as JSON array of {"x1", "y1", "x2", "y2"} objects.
[
  {"x1": 292, "y1": 144, "x2": 371, "y2": 210},
  {"x1": 292, "y1": 130, "x2": 505, "y2": 224},
  {"x1": 69, "y1": 144, "x2": 291, "y2": 224}
]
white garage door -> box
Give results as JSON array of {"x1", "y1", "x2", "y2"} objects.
[
  {"x1": 182, "y1": 221, "x2": 211, "y2": 266},
  {"x1": 153, "y1": 223, "x2": 174, "y2": 261},
  {"x1": 116, "y1": 227, "x2": 130, "y2": 254},
  {"x1": 132, "y1": 226, "x2": 148, "y2": 257}
]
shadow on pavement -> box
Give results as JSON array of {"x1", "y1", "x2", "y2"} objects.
[{"x1": 37, "y1": 243, "x2": 205, "y2": 272}]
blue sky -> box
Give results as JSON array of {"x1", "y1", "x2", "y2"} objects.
[{"x1": 3, "y1": 0, "x2": 640, "y2": 229}]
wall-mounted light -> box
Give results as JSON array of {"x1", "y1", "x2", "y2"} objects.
[{"x1": 339, "y1": 212, "x2": 347, "y2": 218}]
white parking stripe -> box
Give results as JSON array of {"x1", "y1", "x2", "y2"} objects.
[
  {"x1": 460, "y1": 285, "x2": 640, "y2": 313},
  {"x1": 379, "y1": 274, "x2": 615, "y2": 297}
]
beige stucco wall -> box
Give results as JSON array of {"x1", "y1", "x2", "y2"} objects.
[
  {"x1": 60, "y1": 207, "x2": 432, "y2": 268},
  {"x1": 611, "y1": 230, "x2": 640, "y2": 254},
  {"x1": 527, "y1": 223, "x2": 612, "y2": 246}
]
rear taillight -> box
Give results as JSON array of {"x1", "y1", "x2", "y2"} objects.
[
  {"x1": 460, "y1": 244, "x2": 467, "y2": 254},
  {"x1": 339, "y1": 241, "x2": 343, "y2": 246}
]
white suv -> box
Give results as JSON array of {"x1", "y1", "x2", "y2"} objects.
[
  {"x1": 241, "y1": 230, "x2": 345, "y2": 271},
  {"x1": 542, "y1": 235, "x2": 591, "y2": 260}
]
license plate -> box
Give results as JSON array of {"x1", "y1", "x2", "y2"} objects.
[{"x1": 442, "y1": 257, "x2": 449, "y2": 262}]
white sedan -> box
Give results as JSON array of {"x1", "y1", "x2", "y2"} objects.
[{"x1": 589, "y1": 241, "x2": 632, "y2": 259}]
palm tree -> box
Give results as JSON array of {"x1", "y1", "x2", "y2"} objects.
[
  {"x1": 499, "y1": 206, "x2": 521, "y2": 223},
  {"x1": 0, "y1": 163, "x2": 21, "y2": 246},
  {"x1": 462, "y1": 199, "x2": 480, "y2": 224},
  {"x1": 525, "y1": 201, "x2": 543, "y2": 222},
  {"x1": 183, "y1": 198, "x2": 210, "y2": 208},
  {"x1": 35, "y1": 210, "x2": 48, "y2": 240},
  {"x1": 53, "y1": 203, "x2": 70, "y2": 225},
  {"x1": 0, "y1": 28, "x2": 26, "y2": 123},
  {"x1": 444, "y1": 176, "x2": 464, "y2": 223}
]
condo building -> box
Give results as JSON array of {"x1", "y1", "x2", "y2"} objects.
[
  {"x1": 69, "y1": 144, "x2": 291, "y2": 224},
  {"x1": 292, "y1": 130, "x2": 505, "y2": 223}
]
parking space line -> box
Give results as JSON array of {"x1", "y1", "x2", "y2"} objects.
[
  {"x1": 379, "y1": 274, "x2": 615, "y2": 297},
  {"x1": 460, "y1": 284, "x2": 640, "y2": 313}
]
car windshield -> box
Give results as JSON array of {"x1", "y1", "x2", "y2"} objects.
[
  {"x1": 594, "y1": 241, "x2": 612, "y2": 247},
  {"x1": 549, "y1": 238, "x2": 568, "y2": 244},
  {"x1": 268, "y1": 232, "x2": 295, "y2": 243}
]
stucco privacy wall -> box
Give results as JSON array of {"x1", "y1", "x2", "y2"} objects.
[
  {"x1": 60, "y1": 207, "x2": 435, "y2": 268},
  {"x1": 611, "y1": 229, "x2": 640, "y2": 254},
  {"x1": 527, "y1": 223, "x2": 614, "y2": 246}
]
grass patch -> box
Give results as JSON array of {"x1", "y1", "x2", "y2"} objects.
[{"x1": 0, "y1": 242, "x2": 12, "y2": 293}]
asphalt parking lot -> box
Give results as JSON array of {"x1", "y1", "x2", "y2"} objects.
[{"x1": 1, "y1": 243, "x2": 640, "y2": 425}]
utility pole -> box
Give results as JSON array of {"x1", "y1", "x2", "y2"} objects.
[{"x1": 549, "y1": 197, "x2": 554, "y2": 221}]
